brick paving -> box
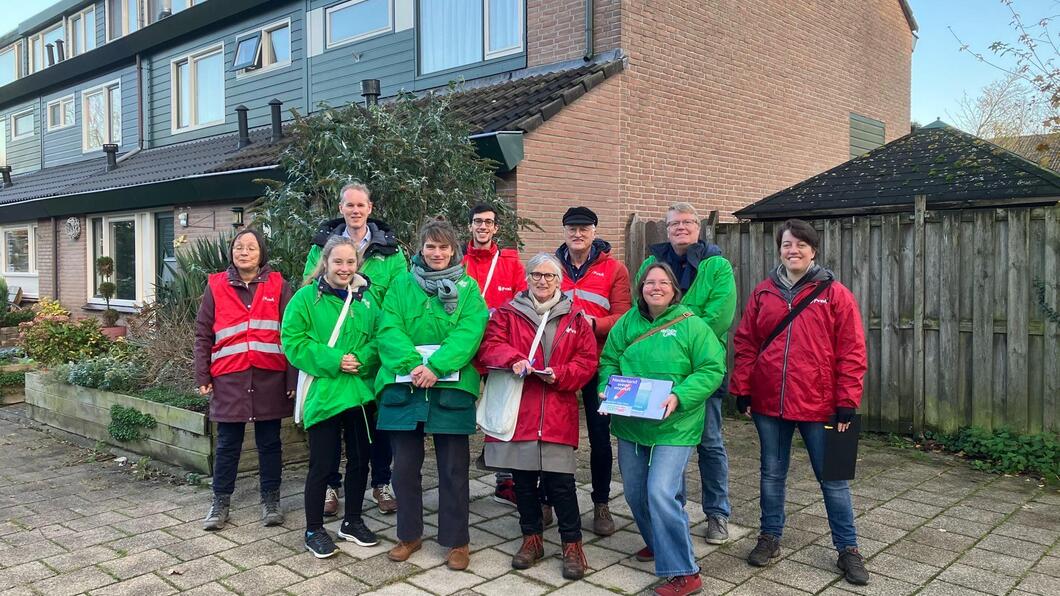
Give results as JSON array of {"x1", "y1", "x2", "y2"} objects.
[{"x1": 0, "y1": 404, "x2": 1056, "y2": 595}]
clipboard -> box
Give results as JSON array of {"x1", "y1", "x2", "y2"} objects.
[{"x1": 822, "y1": 414, "x2": 861, "y2": 481}]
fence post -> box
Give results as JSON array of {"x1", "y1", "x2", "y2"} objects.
[
  {"x1": 703, "y1": 210, "x2": 719, "y2": 244},
  {"x1": 626, "y1": 212, "x2": 643, "y2": 271},
  {"x1": 913, "y1": 195, "x2": 926, "y2": 437}
]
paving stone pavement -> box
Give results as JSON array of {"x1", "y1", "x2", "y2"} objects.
[{"x1": 0, "y1": 404, "x2": 1057, "y2": 595}]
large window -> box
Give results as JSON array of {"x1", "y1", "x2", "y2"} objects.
[
  {"x1": 4, "y1": 229, "x2": 30, "y2": 273},
  {"x1": 68, "y1": 6, "x2": 97, "y2": 57},
  {"x1": 172, "y1": 45, "x2": 224, "y2": 132},
  {"x1": 47, "y1": 95, "x2": 75, "y2": 131},
  {"x1": 91, "y1": 216, "x2": 136, "y2": 301},
  {"x1": 107, "y1": 0, "x2": 142, "y2": 41},
  {"x1": 0, "y1": 43, "x2": 21, "y2": 86},
  {"x1": 326, "y1": 0, "x2": 391, "y2": 48},
  {"x1": 232, "y1": 20, "x2": 291, "y2": 73},
  {"x1": 30, "y1": 23, "x2": 65, "y2": 73},
  {"x1": 83, "y1": 81, "x2": 121, "y2": 152},
  {"x1": 11, "y1": 110, "x2": 34, "y2": 140},
  {"x1": 419, "y1": 0, "x2": 523, "y2": 74}
]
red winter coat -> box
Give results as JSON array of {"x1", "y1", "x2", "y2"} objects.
[
  {"x1": 475, "y1": 293, "x2": 599, "y2": 447},
  {"x1": 463, "y1": 241, "x2": 527, "y2": 310},
  {"x1": 556, "y1": 239, "x2": 632, "y2": 349},
  {"x1": 730, "y1": 267, "x2": 867, "y2": 422}
]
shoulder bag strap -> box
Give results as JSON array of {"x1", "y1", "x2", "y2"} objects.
[
  {"x1": 526, "y1": 308, "x2": 551, "y2": 363},
  {"x1": 326, "y1": 286, "x2": 355, "y2": 347},
  {"x1": 758, "y1": 280, "x2": 832, "y2": 354},
  {"x1": 629, "y1": 311, "x2": 694, "y2": 348},
  {"x1": 480, "y1": 250, "x2": 501, "y2": 298}
]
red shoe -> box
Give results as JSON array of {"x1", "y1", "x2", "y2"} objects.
[
  {"x1": 492, "y1": 479, "x2": 517, "y2": 507},
  {"x1": 635, "y1": 546, "x2": 655, "y2": 562},
  {"x1": 654, "y1": 573, "x2": 702, "y2": 596}
]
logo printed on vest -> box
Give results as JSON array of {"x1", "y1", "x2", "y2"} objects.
[
  {"x1": 496, "y1": 286, "x2": 512, "y2": 292},
  {"x1": 592, "y1": 271, "x2": 605, "y2": 277},
  {"x1": 263, "y1": 296, "x2": 275, "y2": 302},
  {"x1": 661, "y1": 329, "x2": 678, "y2": 338},
  {"x1": 812, "y1": 298, "x2": 829, "y2": 305}
]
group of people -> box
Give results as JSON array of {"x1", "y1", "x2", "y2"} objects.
[{"x1": 193, "y1": 182, "x2": 871, "y2": 595}]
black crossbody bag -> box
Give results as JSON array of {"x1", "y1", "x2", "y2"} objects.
[{"x1": 757, "y1": 280, "x2": 833, "y2": 354}]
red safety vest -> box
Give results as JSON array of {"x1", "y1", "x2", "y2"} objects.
[{"x1": 208, "y1": 271, "x2": 287, "y2": 377}]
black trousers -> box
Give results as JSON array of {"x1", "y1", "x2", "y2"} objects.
[
  {"x1": 581, "y1": 373, "x2": 612, "y2": 504},
  {"x1": 213, "y1": 420, "x2": 282, "y2": 497},
  {"x1": 304, "y1": 405, "x2": 373, "y2": 532},
  {"x1": 513, "y1": 469, "x2": 582, "y2": 543},
  {"x1": 391, "y1": 425, "x2": 470, "y2": 548}
]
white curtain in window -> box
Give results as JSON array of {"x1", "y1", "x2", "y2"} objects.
[
  {"x1": 194, "y1": 52, "x2": 224, "y2": 124},
  {"x1": 420, "y1": 0, "x2": 481, "y2": 74},
  {"x1": 488, "y1": 0, "x2": 519, "y2": 54}
]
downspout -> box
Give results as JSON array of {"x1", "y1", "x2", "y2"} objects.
[
  {"x1": 51, "y1": 217, "x2": 58, "y2": 298},
  {"x1": 118, "y1": 53, "x2": 145, "y2": 164},
  {"x1": 583, "y1": 0, "x2": 594, "y2": 61}
]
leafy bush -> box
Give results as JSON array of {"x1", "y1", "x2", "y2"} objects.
[
  {"x1": 0, "y1": 371, "x2": 25, "y2": 387},
  {"x1": 0, "y1": 347, "x2": 26, "y2": 364},
  {"x1": 19, "y1": 300, "x2": 111, "y2": 365},
  {"x1": 134, "y1": 386, "x2": 208, "y2": 414},
  {"x1": 935, "y1": 427, "x2": 1059, "y2": 481},
  {"x1": 66, "y1": 356, "x2": 146, "y2": 393},
  {"x1": 0, "y1": 277, "x2": 8, "y2": 315},
  {"x1": 1, "y1": 308, "x2": 35, "y2": 328},
  {"x1": 107, "y1": 405, "x2": 156, "y2": 442}
]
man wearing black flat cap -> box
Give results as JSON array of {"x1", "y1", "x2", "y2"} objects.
[{"x1": 554, "y1": 206, "x2": 631, "y2": 537}]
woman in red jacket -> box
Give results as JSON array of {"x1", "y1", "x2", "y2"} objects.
[
  {"x1": 475, "y1": 252, "x2": 598, "y2": 580},
  {"x1": 730, "y1": 219, "x2": 870, "y2": 586}
]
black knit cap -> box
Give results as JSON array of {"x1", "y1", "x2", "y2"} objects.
[{"x1": 562, "y1": 206, "x2": 598, "y2": 226}]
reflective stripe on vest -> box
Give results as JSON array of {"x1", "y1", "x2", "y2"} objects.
[
  {"x1": 211, "y1": 341, "x2": 283, "y2": 362},
  {"x1": 564, "y1": 288, "x2": 611, "y2": 310},
  {"x1": 208, "y1": 271, "x2": 287, "y2": 376},
  {"x1": 214, "y1": 321, "x2": 249, "y2": 342},
  {"x1": 249, "y1": 319, "x2": 280, "y2": 331}
]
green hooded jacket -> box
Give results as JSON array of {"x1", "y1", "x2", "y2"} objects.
[
  {"x1": 635, "y1": 242, "x2": 736, "y2": 341},
  {"x1": 597, "y1": 304, "x2": 726, "y2": 446},
  {"x1": 303, "y1": 219, "x2": 407, "y2": 307},
  {"x1": 281, "y1": 277, "x2": 380, "y2": 429},
  {"x1": 375, "y1": 270, "x2": 489, "y2": 435}
]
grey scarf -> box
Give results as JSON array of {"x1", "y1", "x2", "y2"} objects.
[
  {"x1": 528, "y1": 289, "x2": 563, "y2": 314},
  {"x1": 411, "y1": 255, "x2": 464, "y2": 314}
]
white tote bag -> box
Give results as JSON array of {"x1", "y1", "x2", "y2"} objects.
[
  {"x1": 476, "y1": 309, "x2": 550, "y2": 441},
  {"x1": 294, "y1": 287, "x2": 354, "y2": 427}
]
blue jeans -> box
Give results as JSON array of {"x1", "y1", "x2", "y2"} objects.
[
  {"x1": 696, "y1": 394, "x2": 730, "y2": 518},
  {"x1": 617, "y1": 439, "x2": 699, "y2": 577},
  {"x1": 752, "y1": 413, "x2": 858, "y2": 551}
]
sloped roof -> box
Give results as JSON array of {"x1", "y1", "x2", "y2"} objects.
[
  {"x1": 1002, "y1": 133, "x2": 1060, "y2": 173},
  {"x1": 734, "y1": 121, "x2": 1060, "y2": 220}
]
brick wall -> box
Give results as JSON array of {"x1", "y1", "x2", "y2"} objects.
[
  {"x1": 527, "y1": 0, "x2": 621, "y2": 67},
  {"x1": 54, "y1": 216, "x2": 88, "y2": 315},
  {"x1": 35, "y1": 219, "x2": 54, "y2": 301},
  {"x1": 175, "y1": 202, "x2": 249, "y2": 247}
]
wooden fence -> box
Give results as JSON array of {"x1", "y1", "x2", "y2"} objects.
[{"x1": 625, "y1": 202, "x2": 1060, "y2": 435}]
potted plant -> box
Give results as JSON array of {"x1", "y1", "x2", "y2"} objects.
[{"x1": 96, "y1": 256, "x2": 125, "y2": 339}]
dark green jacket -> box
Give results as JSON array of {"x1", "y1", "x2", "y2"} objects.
[
  {"x1": 303, "y1": 218, "x2": 407, "y2": 307},
  {"x1": 636, "y1": 242, "x2": 736, "y2": 341}
]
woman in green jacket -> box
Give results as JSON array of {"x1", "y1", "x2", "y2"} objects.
[
  {"x1": 281, "y1": 236, "x2": 381, "y2": 559},
  {"x1": 376, "y1": 219, "x2": 489, "y2": 571},
  {"x1": 598, "y1": 263, "x2": 726, "y2": 596}
]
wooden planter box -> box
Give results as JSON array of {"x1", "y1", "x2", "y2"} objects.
[
  {"x1": 24, "y1": 372, "x2": 307, "y2": 475},
  {"x1": 0, "y1": 362, "x2": 34, "y2": 405}
]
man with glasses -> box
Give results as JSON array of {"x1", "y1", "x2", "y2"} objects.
[
  {"x1": 554, "y1": 206, "x2": 631, "y2": 536},
  {"x1": 635, "y1": 202, "x2": 737, "y2": 545},
  {"x1": 463, "y1": 203, "x2": 527, "y2": 506}
]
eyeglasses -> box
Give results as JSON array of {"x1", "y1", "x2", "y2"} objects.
[
  {"x1": 472, "y1": 218, "x2": 496, "y2": 226},
  {"x1": 644, "y1": 280, "x2": 673, "y2": 288},
  {"x1": 529, "y1": 272, "x2": 559, "y2": 282},
  {"x1": 666, "y1": 219, "x2": 699, "y2": 229}
]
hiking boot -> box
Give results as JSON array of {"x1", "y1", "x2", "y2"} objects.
[
  {"x1": 511, "y1": 534, "x2": 544, "y2": 569},
  {"x1": 305, "y1": 529, "x2": 338, "y2": 559},
  {"x1": 372, "y1": 483, "x2": 398, "y2": 514},
  {"x1": 705, "y1": 514, "x2": 729, "y2": 544},
  {"x1": 337, "y1": 518, "x2": 378, "y2": 547},
  {"x1": 593, "y1": 503, "x2": 616, "y2": 536},
  {"x1": 388, "y1": 538, "x2": 423, "y2": 562},
  {"x1": 323, "y1": 486, "x2": 340, "y2": 517},
  {"x1": 261, "y1": 490, "x2": 284, "y2": 527},
  {"x1": 561, "y1": 541, "x2": 588, "y2": 580},
  {"x1": 837, "y1": 546, "x2": 870, "y2": 585},
  {"x1": 446, "y1": 544, "x2": 470, "y2": 571},
  {"x1": 541, "y1": 504, "x2": 554, "y2": 527},
  {"x1": 654, "y1": 573, "x2": 703, "y2": 596},
  {"x1": 493, "y1": 479, "x2": 518, "y2": 507},
  {"x1": 747, "y1": 534, "x2": 781, "y2": 567},
  {"x1": 635, "y1": 545, "x2": 655, "y2": 562},
  {"x1": 202, "y1": 494, "x2": 230, "y2": 531}
]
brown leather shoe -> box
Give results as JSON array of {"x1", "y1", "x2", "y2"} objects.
[
  {"x1": 593, "y1": 503, "x2": 616, "y2": 536},
  {"x1": 561, "y1": 541, "x2": 588, "y2": 580},
  {"x1": 511, "y1": 534, "x2": 544, "y2": 569},
  {"x1": 387, "y1": 538, "x2": 422, "y2": 562},
  {"x1": 446, "y1": 544, "x2": 470, "y2": 570},
  {"x1": 323, "y1": 486, "x2": 340, "y2": 517}
]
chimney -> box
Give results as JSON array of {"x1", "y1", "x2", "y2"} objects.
[
  {"x1": 55, "y1": 39, "x2": 65, "y2": 62},
  {"x1": 103, "y1": 144, "x2": 119, "y2": 171},
  {"x1": 0, "y1": 166, "x2": 12, "y2": 188},
  {"x1": 268, "y1": 99, "x2": 283, "y2": 142},
  {"x1": 235, "y1": 105, "x2": 250, "y2": 149},
  {"x1": 361, "y1": 79, "x2": 380, "y2": 107},
  {"x1": 46, "y1": 43, "x2": 55, "y2": 67}
]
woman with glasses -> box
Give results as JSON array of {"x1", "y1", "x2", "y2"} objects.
[
  {"x1": 475, "y1": 253, "x2": 598, "y2": 579},
  {"x1": 598, "y1": 262, "x2": 726, "y2": 596}
]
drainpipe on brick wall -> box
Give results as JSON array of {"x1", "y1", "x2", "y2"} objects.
[
  {"x1": 51, "y1": 217, "x2": 58, "y2": 299},
  {"x1": 117, "y1": 54, "x2": 145, "y2": 164},
  {"x1": 583, "y1": 0, "x2": 594, "y2": 61}
]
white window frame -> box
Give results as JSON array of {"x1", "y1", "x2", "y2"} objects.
[
  {"x1": 46, "y1": 95, "x2": 76, "y2": 131},
  {"x1": 170, "y1": 43, "x2": 226, "y2": 134},
  {"x1": 67, "y1": 5, "x2": 97, "y2": 57},
  {"x1": 29, "y1": 21, "x2": 65, "y2": 73},
  {"x1": 1, "y1": 225, "x2": 36, "y2": 274},
  {"x1": 326, "y1": 0, "x2": 393, "y2": 49},
  {"x1": 0, "y1": 42, "x2": 22, "y2": 86},
  {"x1": 483, "y1": 0, "x2": 524, "y2": 60},
  {"x1": 85, "y1": 211, "x2": 157, "y2": 307},
  {"x1": 10, "y1": 109, "x2": 35, "y2": 141},
  {"x1": 234, "y1": 18, "x2": 292, "y2": 77},
  {"x1": 81, "y1": 79, "x2": 122, "y2": 153},
  {"x1": 0, "y1": 120, "x2": 6, "y2": 166},
  {"x1": 105, "y1": 0, "x2": 144, "y2": 43}
]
